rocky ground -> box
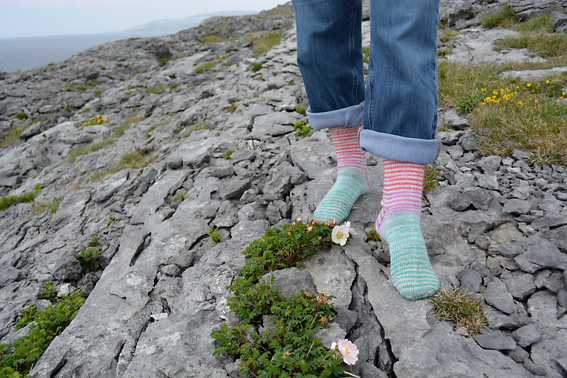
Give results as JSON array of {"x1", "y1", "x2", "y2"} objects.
[{"x1": 1, "y1": 0, "x2": 567, "y2": 377}]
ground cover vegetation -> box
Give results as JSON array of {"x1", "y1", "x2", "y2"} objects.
[
  {"x1": 211, "y1": 220, "x2": 352, "y2": 377},
  {"x1": 438, "y1": 11, "x2": 567, "y2": 165}
]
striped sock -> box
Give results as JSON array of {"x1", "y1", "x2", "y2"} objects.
[
  {"x1": 314, "y1": 126, "x2": 368, "y2": 223},
  {"x1": 376, "y1": 159, "x2": 439, "y2": 300}
]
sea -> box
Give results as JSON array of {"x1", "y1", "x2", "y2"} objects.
[{"x1": 0, "y1": 30, "x2": 180, "y2": 73}]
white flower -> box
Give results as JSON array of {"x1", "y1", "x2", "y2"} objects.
[
  {"x1": 332, "y1": 225, "x2": 349, "y2": 246},
  {"x1": 331, "y1": 339, "x2": 359, "y2": 365},
  {"x1": 344, "y1": 221, "x2": 357, "y2": 236}
]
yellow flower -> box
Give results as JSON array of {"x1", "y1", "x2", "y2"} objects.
[
  {"x1": 546, "y1": 80, "x2": 550, "y2": 84},
  {"x1": 527, "y1": 83, "x2": 531, "y2": 87},
  {"x1": 517, "y1": 101, "x2": 523, "y2": 105}
]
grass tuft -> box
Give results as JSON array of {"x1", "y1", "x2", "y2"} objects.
[
  {"x1": 495, "y1": 31, "x2": 567, "y2": 58},
  {"x1": 251, "y1": 32, "x2": 282, "y2": 57},
  {"x1": 423, "y1": 164, "x2": 441, "y2": 194},
  {"x1": 0, "y1": 126, "x2": 26, "y2": 148},
  {"x1": 88, "y1": 149, "x2": 154, "y2": 182},
  {"x1": 481, "y1": 5, "x2": 516, "y2": 28},
  {"x1": 430, "y1": 286, "x2": 488, "y2": 337},
  {"x1": 68, "y1": 139, "x2": 114, "y2": 162},
  {"x1": 0, "y1": 191, "x2": 37, "y2": 211},
  {"x1": 195, "y1": 61, "x2": 218, "y2": 74},
  {"x1": 114, "y1": 115, "x2": 146, "y2": 138}
]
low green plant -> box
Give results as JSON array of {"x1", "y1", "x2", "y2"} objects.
[
  {"x1": 48, "y1": 199, "x2": 61, "y2": 214},
  {"x1": 512, "y1": 13, "x2": 552, "y2": 32},
  {"x1": 212, "y1": 220, "x2": 350, "y2": 377},
  {"x1": 159, "y1": 57, "x2": 171, "y2": 66},
  {"x1": 68, "y1": 139, "x2": 114, "y2": 162},
  {"x1": 251, "y1": 32, "x2": 282, "y2": 57},
  {"x1": 225, "y1": 103, "x2": 238, "y2": 113},
  {"x1": 114, "y1": 115, "x2": 145, "y2": 138},
  {"x1": 146, "y1": 86, "x2": 165, "y2": 95},
  {"x1": 430, "y1": 286, "x2": 487, "y2": 336},
  {"x1": 76, "y1": 247, "x2": 102, "y2": 272},
  {"x1": 423, "y1": 164, "x2": 441, "y2": 194},
  {"x1": 438, "y1": 30, "x2": 460, "y2": 44},
  {"x1": 185, "y1": 123, "x2": 211, "y2": 138},
  {"x1": 14, "y1": 112, "x2": 28, "y2": 120},
  {"x1": 88, "y1": 149, "x2": 154, "y2": 182},
  {"x1": 289, "y1": 79, "x2": 296, "y2": 86},
  {"x1": 0, "y1": 291, "x2": 84, "y2": 376},
  {"x1": 480, "y1": 5, "x2": 516, "y2": 28},
  {"x1": 473, "y1": 80, "x2": 567, "y2": 164},
  {"x1": 195, "y1": 61, "x2": 218, "y2": 74},
  {"x1": 362, "y1": 47, "x2": 370, "y2": 63},
  {"x1": 222, "y1": 149, "x2": 234, "y2": 160},
  {"x1": 437, "y1": 48, "x2": 452, "y2": 58},
  {"x1": 366, "y1": 229, "x2": 380, "y2": 242},
  {"x1": 295, "y1": 105, "x2": 307, "y2": 116},
  {"x1": 0, "y1": 191, "x2": 37, "y2": 211},
  {"x1": 495, "y1": 31, "x2": 567, "y2": 59},
  {"x1": 251, "y1": 62, "x2": 263, "y2": 72},
  {"x1": 105, "y1": 217, "x2": 116, "y2": 226},
  {"x1": 0, "y1": 125, "x2": 26, "y2": 148},
  {"x1": 36, "y1": 281, "x2": 57, "y2": 302},
  {"x1": 173, "y1": 192, "x2": 185, "y2": 202},
  {"x1": 202, "y1": 35, "x2": 228, "y2": 45},
  {"x1": 293, "y1": 120, "x2": 312, "y2": 138},
  {"x1": 88, "y1": 235, "x2": 100, "y2": 247},
  {"x1": 208, "y1": 226, "x2": 222, "y2": 245}
]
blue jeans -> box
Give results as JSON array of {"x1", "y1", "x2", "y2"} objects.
[{"x1": 293, "y1": 0, "x2": 440, "y2": 164}]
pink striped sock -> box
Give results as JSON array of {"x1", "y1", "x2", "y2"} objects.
[
  {"x1": 331, "y1": 126, "x2": 367, "y2": 172},
  {"x1": 376, "y1": 159, "x2": 439, "y2": 300},
  {"x1": 314, "y1": 126, "x2": 368, "y2": 223}
]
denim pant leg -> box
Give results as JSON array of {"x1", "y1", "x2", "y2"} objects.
[
  {"x1": 292, "y1": 0, "x2": 365, "y2": 129},
  {"x1": 359, "y1": 0, "x2": 440, "y2": 164}
]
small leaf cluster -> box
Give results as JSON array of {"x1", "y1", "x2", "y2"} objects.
[
  {"x1": 294, "y1": 121, "x2": 312, "y2": 138},
  {"x1": 76, "y1": 248, "x2": 102, "y2": 273},
  {"x1": 36, "y1": 281, "x2": 57, "y2": 302},
  {"x1": 0, "y1": 291, "x2": 84, "y2": 377},
  {"x1": 212, "y1": 220, "x2": 346, "y2": 377},
  {"x1": 208, "y1": 226, "x2": 222, "y2": 245}
]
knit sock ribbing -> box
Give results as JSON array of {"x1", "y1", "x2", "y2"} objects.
[
  {"x1": 314, "y1": 126, "x2": 368, "y2": 223},
  {"x1": 376, "y1": 159, "x2": 439, "y2": 300}
]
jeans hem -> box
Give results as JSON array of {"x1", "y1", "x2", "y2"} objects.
[
  {"x1": 307, "y1": 103, "x2": 364, "y2": 130},
  {"x1": 359, "y1": 129, "x2": 439, "y2": 164}
]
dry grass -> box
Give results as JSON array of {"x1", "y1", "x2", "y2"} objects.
[
  {"x1": 423, "y1": 164, "x2": 441, "y2": 194},
  {"x1": 430, "y1": 286, "x2": 488, "y2": 337},
  {"x1": 68, "y1": 139, "x2": 114, "y2": 162},
  {"x1": 88, "y1": 149, "x2": 154, "y2": 182},
  {"x1": 0, "y1": 126, "x2": 26, "y2": 148},
  {"x1": 250, "y1": 32, "x2": 282, "y2": 57},
  {"x1": 195, "y1": 61, "x2": 218, "y2": 74}
]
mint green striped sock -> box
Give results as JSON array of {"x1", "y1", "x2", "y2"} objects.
[
  {"x1": 378, "y1": 213, "x2": 440, "y2": 300},
  {"x1": 314, "y1": 168, "x2": 368, "y2": 223},
  {"x1": 376, "y1": 160, "x2": 439, "y2": 300}
]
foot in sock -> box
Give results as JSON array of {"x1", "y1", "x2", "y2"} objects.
[
  {"x1": 314, "y1": 126, "x2": 368, "y2": 223},
  {"x1": 376, "y1": 159, "x2": 440, "y2": 300}
]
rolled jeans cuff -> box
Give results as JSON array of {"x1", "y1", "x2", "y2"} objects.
[
  {"x1": 359, "y1": 129, "x2": 439, "y2": 165},
  {"x1": 307, "y1": 103, "x2": 364, "y2": 130}
]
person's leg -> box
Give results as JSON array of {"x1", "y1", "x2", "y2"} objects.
[
  {"x1": 361, "y1": 0, "x2": 440, "y2": 300},
  {"x1": 292, "y1": 0, "x2": 367, "y2": 224}
]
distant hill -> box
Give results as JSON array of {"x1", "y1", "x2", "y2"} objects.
[{"x1": 126, "y1": 11, "x2": 255, "y2": 33}]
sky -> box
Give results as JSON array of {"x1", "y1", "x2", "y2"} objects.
[{"x1": 0, "y1": 0, "x2": 288, "y2": 38}]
